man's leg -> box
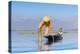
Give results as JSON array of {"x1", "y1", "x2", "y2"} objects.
[
  {"x1": 44, "y1": 27, "x2": 49, "y2": 50},
  {"x1": 45, "y1": 27, "x2": 49, "y2": 35},
  {"x1": 44, "y1": 27, "x2": 54, "y2": 50}
]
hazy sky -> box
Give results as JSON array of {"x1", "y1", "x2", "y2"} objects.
[{"x1": 10, "y1": 1, "x2": 78, "y2": 31}]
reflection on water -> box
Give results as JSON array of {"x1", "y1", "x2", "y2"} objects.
[{"x1": 11, "y1": 31, "x2": 78, "y2": 53}]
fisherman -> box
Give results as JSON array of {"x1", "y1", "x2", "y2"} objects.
[
  {"x1": 38, "y1": 16, "x2": 53, "y2": 51},
  {"x1": 38, "y1": 16, "x2": 63, "y2": 51}
]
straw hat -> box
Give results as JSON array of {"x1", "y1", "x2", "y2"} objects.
[{"x1": 43, "y1": 16, "x2": 50, "y2": 22}]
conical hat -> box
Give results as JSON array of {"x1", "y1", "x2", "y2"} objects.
[{"x1": 43, "y1": 16, "x2": 50, "y2": 22}]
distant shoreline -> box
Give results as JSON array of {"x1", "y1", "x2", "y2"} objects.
[{"x1": 11, "y1": 29, "x2": 78, "y2": 34}]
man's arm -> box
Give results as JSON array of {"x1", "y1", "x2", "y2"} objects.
[{"x1": 38, "y1": 21, "x2": 43, "y2": 32}]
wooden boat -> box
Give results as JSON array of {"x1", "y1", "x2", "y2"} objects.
[{"x1": 45, "y1": 27, "x2": 63, "y2": 45}]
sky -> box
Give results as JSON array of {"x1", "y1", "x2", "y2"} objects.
[{"x1": 10, "y1": 1, "x2": 78, "y2": 31}]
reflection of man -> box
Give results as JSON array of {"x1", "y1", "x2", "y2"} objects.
[{"x1": 38, "y1": 16, "x2": 53, "y2": 51}]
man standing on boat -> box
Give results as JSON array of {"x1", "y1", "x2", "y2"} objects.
[{"x1": 38, "y1": 16, "x2": 53, "y2": 51}]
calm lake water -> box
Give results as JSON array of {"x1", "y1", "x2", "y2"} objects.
[{"x1": 10, "y1": 31, "x2": 78, "y2": 53}]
